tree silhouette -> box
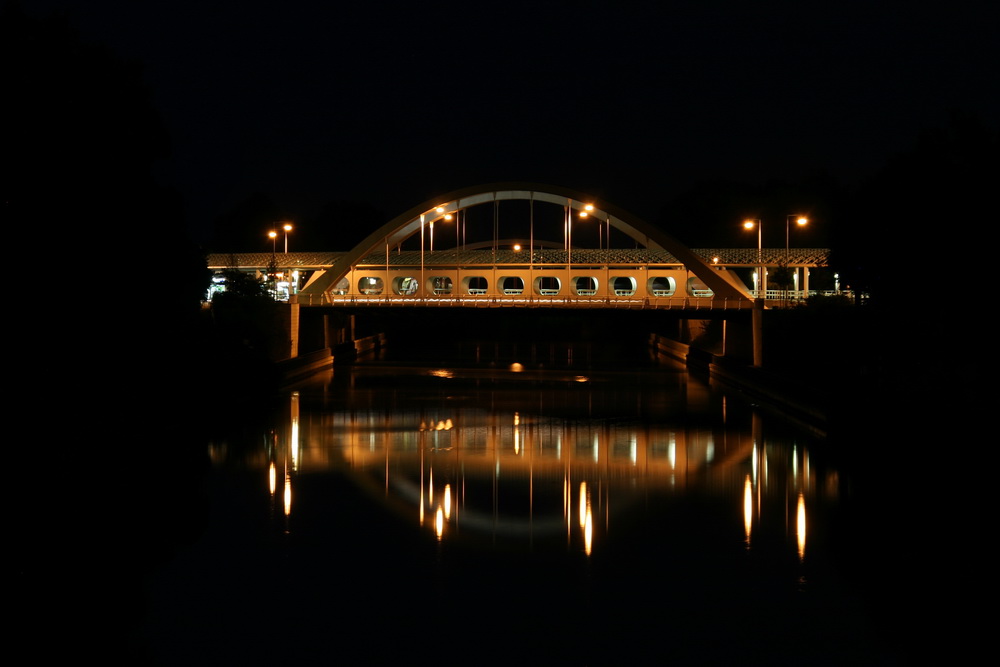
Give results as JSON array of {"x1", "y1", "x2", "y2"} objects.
[
  {"x1": 832, "y1": 111, "x2": 998, "y2": 309},
  {"x1": 4, "y1": 5, "x2": 212, "y2": 663}
]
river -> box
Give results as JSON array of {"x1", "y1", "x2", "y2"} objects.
[{"x1": 139, "y1": 337, "x2": 904, "y2": 665}]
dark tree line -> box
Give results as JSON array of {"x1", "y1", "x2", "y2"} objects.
[
  {"x1": 650, "y1": 111, "x2": 997, "y2": 313},
  {"x1": 831, "y1": 110, "x2": 997, "y2": 309},
  {"x1": 4, "y1": 5, "x2": 212, "y2": 664}
]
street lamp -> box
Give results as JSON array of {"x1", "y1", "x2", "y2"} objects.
[
  {"x1": 267, "y1": 230, "x2": 278, "y2": 298},
  {"x1": 785, "y1": 215, "x2": 808, "y2": 299},
  {"x1": 785, "y1": 215, "x2": 807, "y2": 262},
  {"x1": 282, "y1": 222, "x2": 293, "y2": 254},
  {"x1": 567, "y1": 203, "x2": 593, "y2": 267},
  {"x1": 743, "y1": 219, "x2": 763, "y2": 296},
  {"x1": 431, "y1": 206, "x2": 457, "y2": 252}
]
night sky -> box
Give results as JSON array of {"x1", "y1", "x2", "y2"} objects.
[{"x1": 16, "y1": 0, "x2": 1000, "y2": 249}]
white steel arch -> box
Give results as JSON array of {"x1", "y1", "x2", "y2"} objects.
[{"x1": 299, "y1": 182, "x2": 752, "y2": 303}]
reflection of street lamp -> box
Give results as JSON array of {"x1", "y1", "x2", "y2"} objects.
[
  {"x1": 282, "y1": 222, "x2": 293, "y2": 254},
  {"x1": 743, "y1": 219, "x2": 763, "y2": 296}
]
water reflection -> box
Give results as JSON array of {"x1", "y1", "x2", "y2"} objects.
[
  {"x1": 247, "y1": 362, "x2": 834, "y2": 564},
  {"x1": 157, "y1": 353, "x2": 884, "y2": 666}
]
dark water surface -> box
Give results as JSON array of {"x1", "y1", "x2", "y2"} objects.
[{"x1": 141, "y1": 342, "x2": 902, "y2": 665}]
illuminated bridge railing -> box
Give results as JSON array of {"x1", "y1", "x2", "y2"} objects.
[
  {"x1": 294, "y1": 293, "x2": 756, "y2": 309},
  {"x1": 749, "y1": 289, "x2": 856, "y2": 302},
  {"x1": 293, "y1": 290, "x2": 855, "y2": 308}
]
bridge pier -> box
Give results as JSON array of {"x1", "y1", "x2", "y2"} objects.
[
  {"x1": 288, "y1": 297, "x2": 300, "y2": 359},
  {"x1": 752, "y1": 299, "x2": 764, "y2": 367}
]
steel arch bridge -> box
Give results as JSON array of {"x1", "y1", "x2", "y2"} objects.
[{"x1": 295, "y1": 182, "x2": 758, "y2": 310}]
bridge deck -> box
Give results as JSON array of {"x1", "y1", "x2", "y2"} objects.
[
  {"x1": 206, "y1": 248, "x2": 833, "y2": 308},
  {"x1": 207, "y1": 248, "x2": 831, "y2": 270},
  {"x1": 299, "y1": 294, "x2": 752, "y2": 309}
]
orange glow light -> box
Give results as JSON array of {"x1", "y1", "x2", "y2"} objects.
[
  {"x1": 743, "y1": 475, "x2": 753, "y2": 544},
  {"x1": 797, "y1": 493, "x2": 807, "y2": 560}
]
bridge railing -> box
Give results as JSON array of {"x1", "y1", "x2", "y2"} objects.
[
  {"x1": 747, "y1": 289, "x2": 857, "y2": 304},
  {"x1": 294, "y1": 293, "x2": 757, "y2": 309},
  {"x1": 292, "y1": 290, "x2": 857, "y2": 308}
]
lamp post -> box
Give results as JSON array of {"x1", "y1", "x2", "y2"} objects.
[
  {"x1": 420, "y1": 212, "x2": 425, "y2": 301},
  {"x1": 743, "y1": 219, "x2": 766, "y2": 366},
  {"x1": 743, "y1": 219, "x2": 763, "y2": 297},
  {"x1": 567, "y1": 203, "x2": 593, "y2": 268},
  {"x1": 785, "y1": 215, "x2": 807, "y2": 300},
  {"x1": 282, "y1": 222, "x2": 293, "y2": 254},
  {"x1": 267, "y1": 230, "x2": 278, "y2": 299},
  {"x1": 785, "y1": 215, "x2": 807, "y2": 260}
]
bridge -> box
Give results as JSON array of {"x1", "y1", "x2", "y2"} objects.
[{"x1": 206, "y1": 183, "x2": 837, "y2": 311}]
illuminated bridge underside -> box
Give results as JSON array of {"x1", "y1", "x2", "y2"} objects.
[
  {"x1": 209, "y1": 246, "x2": 830, "y2": 309},
  {"x1": 311, "y1": 249, "x2": 747, "y2": 309},
  {"x1": 297, "y1": 183, "x2": 760, "y2": 308}
]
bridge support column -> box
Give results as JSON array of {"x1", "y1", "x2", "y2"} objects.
[
  {"x1": 288, "y1": 297, "x2": 300, "y2": 359},
  {"x1": 752, "y1": 299, "x2": 764, "y2": 367}
]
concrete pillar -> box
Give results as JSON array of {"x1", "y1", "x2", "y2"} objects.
[
  {"x1": 679, "y1": 318, "x2": 691, "y2": 344},
  {"x1": 752, "y1": 299, "x2": 764, "y2": 367},
  {"x1": 288, "y1": 297, "x2": 300, "y2": 359}
]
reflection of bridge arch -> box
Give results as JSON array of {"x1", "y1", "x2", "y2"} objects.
[
  {"x1": 289, "y1": 406, "x2": 757, "y2": 551},
  {"x1": 299, "y1": 182, "x2": 752, "y2": 304}
]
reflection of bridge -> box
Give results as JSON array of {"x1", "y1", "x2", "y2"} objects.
[
  {"x1": 278, "y1": 381, "x2": 763, "y2": 551},
  {"x1": 207, "y1": 183, "x2": 834, "y2": 310}
]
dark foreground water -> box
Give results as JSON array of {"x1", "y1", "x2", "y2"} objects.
[{"x1": 140, "y1": 342, "x2": 903, "y2": 666}]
